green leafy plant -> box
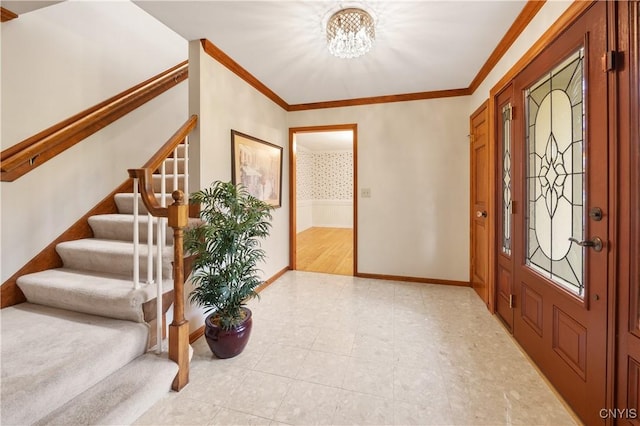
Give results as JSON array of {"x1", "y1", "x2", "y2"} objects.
[{"x1": 185, "y1": 181, "x2": 273, "y2": 330}]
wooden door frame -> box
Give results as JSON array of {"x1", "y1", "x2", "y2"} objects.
[
  {"x1": 288, "y1": 124, "x2": 358, "y2": 275},
  {"x1": 469, "y1": 100, "x2": 492, "y2": 309}
]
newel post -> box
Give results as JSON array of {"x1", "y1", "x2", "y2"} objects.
[{"x1": 168, "y1": 189, "x2": 190, "y2": 391}]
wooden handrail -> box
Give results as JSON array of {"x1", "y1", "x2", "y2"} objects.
[
  {"x1": 127, "y1": 113, "x2": 197, "y2": 391},
  {"x1": 127, "y1": 168, "x2": 168, "y2": 217},
  {"x1": 1, "y1": 61, "x2": 189, "y2": 182},
  {"x1": 143, "y1": 115, "x2": 198, "y2": 171}
]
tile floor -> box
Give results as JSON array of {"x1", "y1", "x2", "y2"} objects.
[{"x1": 134, "y1": 271, "x2": 579, "y2": 425}]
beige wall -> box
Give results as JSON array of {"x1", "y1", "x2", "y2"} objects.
[
  {"x1": 0, "y1": 1, "x2": 188, "y2": 282},
  {"x1": 289, "y1": 98, "x2": 470, "y2": 281},
  {"x1": 187, "y1": 40, "x2": 289, "y2": 331}
]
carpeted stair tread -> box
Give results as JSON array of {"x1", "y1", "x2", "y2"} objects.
[
  {"x1": 89, "y1": 214, "x2": 172, "y2": 244},
  {"x1": 0, "y1": 303, "x2": 149, "y2": 426},
  {"x1": 17, "y1": 268, "x2": 172, "y2": 322},
  {"x1": 157, "y1": 157, "x2": 185, "y2": 174},
  {"x1": 35, "y1": 353, "x2": 178, "y2": 426},
  {"x1": 114, "y1": 193, "x2": 175, "y2": 215},
  {"x1": 56, "y1": 238, "x2": 173, "y2": 278},
  {"x1": 151, "y1": 173, "x2": 186, "y2": 192},
  {"x1": 89, "y1": 214, "x2": 201, "y2": 244}
]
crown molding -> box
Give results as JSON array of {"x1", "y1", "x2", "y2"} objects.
[
  {"x1": 287, "y1": 88, "x2": 471, "y2": 111},
  {"x1": 200, "y1": 39, "x2": 289, "y2": 111},
  {"x1": 1, "y1": 7, "x2": 18, "y2": 22},
  {"x1": 199, "y1": 0, "x2": 547, "y2": 111},
  {"x1": 468, "y1": 0, "x2": 546, "y2": 93}
]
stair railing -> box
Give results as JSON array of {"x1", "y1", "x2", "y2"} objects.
[{"x1": 128, "y1": 114, "x2": 197, "y2": 392}]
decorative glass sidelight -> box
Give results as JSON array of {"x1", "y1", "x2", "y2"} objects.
[
  {"x1": 525, "y1": 48, "x2": 585, "y2": 296},
  {"x1": 502, "y1": 104, "x2": 512, "y2": 256}
]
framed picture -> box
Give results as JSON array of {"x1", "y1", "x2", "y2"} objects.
[{"x1": 231, "y1": 130, "x2": 283, "y2": 207}]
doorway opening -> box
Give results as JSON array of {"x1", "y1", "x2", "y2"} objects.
[{"x1": 289, "y1": 125, "x2": 358, "y2": 276}]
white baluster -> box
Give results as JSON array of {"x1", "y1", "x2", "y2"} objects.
[
  {"x1": 184, "y1": 138, "x2": 189, "y2": 200},
  {"x1": 133, "y1": 178, "x2": 140, "y2": 289},
  {"x1": 156, "y1": 162, "x2": 167, "y2": 354},
  {"x1": 146, "y1": 213, "x2": 153, "y2": 285},
  {"x1": 156, "y1": 214, "x2": 163, "y2": 354}
]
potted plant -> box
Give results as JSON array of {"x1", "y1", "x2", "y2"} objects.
[{"x1": 185, "y1": 180, "x2": 273, "y2": 359}]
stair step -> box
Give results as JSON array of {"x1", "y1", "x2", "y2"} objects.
[
  {"x1": 173, "y1": 143, "x2": 187, "y2": 157},
  {"x1": 114, "y1": 193, "x2": 174, "y2": 215},
  {"x1": 151, "y1": 173, "x2": 186, "y2": 193},
  {"x1": 89, "y1": 214, "x2": 201, "y2": 244},
  {"x1": 35, "y1": 353, "x2": 178, "y2": 426},
  {"x1": 156, "y1": 157, "x2": 185, "y2": 174},
  {"x1": 0, "y1": 303, "x2": 149, "y2": 426},
  {"x1": 17, "y1": 268, "x2": 172, "y2": 322},
  {"x1": 89, "y1": 214, "x2": 174, "y2": 245},
  {"x1": 56, "y1": 239, "x2": 173, "y2": 279}
]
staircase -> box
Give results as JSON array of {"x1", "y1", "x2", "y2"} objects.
[{"x1": 1, "y1": 123, "x2": 196, "y2": 425}]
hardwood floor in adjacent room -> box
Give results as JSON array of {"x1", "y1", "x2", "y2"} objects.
[{"x1": 296, "y1": 227, "x2": 353, "y2": 276}]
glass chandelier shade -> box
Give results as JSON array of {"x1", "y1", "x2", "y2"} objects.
[{"x1": 326, "y1": 8, "x2": 375, "y2": 59}]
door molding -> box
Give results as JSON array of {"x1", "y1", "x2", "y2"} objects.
[{"x1": 288, "y1": 124, "x2": 358, "y2": 275}]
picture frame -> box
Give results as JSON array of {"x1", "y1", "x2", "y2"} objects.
[{"x1": 231, "y1": 130, "x2": 283, "y2": 207}]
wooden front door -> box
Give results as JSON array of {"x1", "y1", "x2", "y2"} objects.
[
  {"x1": 510, "y1": 3, "x2": 609, "y2": 423},
  {"x1": 470, "y1": 101, "x2": 490, "y2": 306}
]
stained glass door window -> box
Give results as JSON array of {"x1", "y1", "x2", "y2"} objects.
[
  {"x1": 502, "y1": 104, "x2": 512, "y2": 256},
  {"x1": 524, "y1": 48, "x2": 585, "y2": 296}
]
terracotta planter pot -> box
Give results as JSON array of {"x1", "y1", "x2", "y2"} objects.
[{"x1": 204, "y1": 308, "x2": 252, "y2": 359}]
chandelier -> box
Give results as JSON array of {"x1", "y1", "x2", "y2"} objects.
[{"x1": 326, "y1": 8, "x2": 375, "y2": 59}]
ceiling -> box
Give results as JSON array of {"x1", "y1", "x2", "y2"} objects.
[
  {"x1": 297, "y1": 130, "x2": 353, "y2": 151},
  {"x1": 2, "y1": 1, "x2": 63, "y2": 15},
  {"x1": 4, "y1": 1, "x2": 529, "y2": 106},
  {"x1": 133, "y1": 1, "x2": 528, "y2": 105}
]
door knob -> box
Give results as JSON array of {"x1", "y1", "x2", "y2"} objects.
[
  {"x1": 476, "y1": 211, "x2": 487, "y2": 218},
  {"x1": 568, "y1": 237, "x2": 603, "y2": 252}
]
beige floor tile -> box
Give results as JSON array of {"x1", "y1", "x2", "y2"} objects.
[
  {"x1": 213, "y1": 339, "x2": 271, "y2": 369},
  {"x1": 210, "y1": 408, "x2": 271, "y2": 426},
  {"x1": 272, "y1": 324, "x2": 321, "y2": 349},
  {"x1": 350, "y1": 332, "x2": 394, "y2": 362},
  {"x1": 394, "y1": 399, "x2": 454, "y2": 425},
  {"x1": 296, "y1": 349, "x2": 349, "y2": 387},
  {"x1": 342, "y1": 357, "x2": 394, "y2": 399},
  {"x1": 273, "y1": 380, "x2": 340, "y2": 425},
  {"x1": 311, "y1": 329, "x2": 356, "y2": 355},
  {"x1": 253, "y1": 343, "x2": 309, "y2": 378},
  {"x1": 394, "y1": 365, "x2": 448, "y2": 406},
  {"x1": 223, "y1": 370, "x2": 292, "y2": 419},
  {"x1": 133, "y1": 395, "x2": 220, "y2": 425},
  {"x1": 179, "y1": 362, "x2": 247, "y2": 406},
  {"x1": 332, "y1": 389, "x2": 394, "y2": 425},
  {"x1": 134, "y1": 271, "x2": 577, "y2": 425}
]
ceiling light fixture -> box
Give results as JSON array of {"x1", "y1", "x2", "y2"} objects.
[{"x1": 326, "y1": 7, "x2": 375, "y2": 59}]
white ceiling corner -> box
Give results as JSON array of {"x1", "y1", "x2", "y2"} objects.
[{"x1": 133, "y1": 1, "x2": 528, "y2": 105}]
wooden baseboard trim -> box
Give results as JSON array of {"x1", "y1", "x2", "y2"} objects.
[
  {"x1": 189, "y1": 325, "x2": 205, "y2": 344},
  {"x1": 188, "y1": 266, "x2": 290, "y2": 343},
  {"x1": 256, "y1": 266, "x2": 290, "y2": 293},
  {"x1": 355, "y1": 272, "x2": 470, "y2": 287}
]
